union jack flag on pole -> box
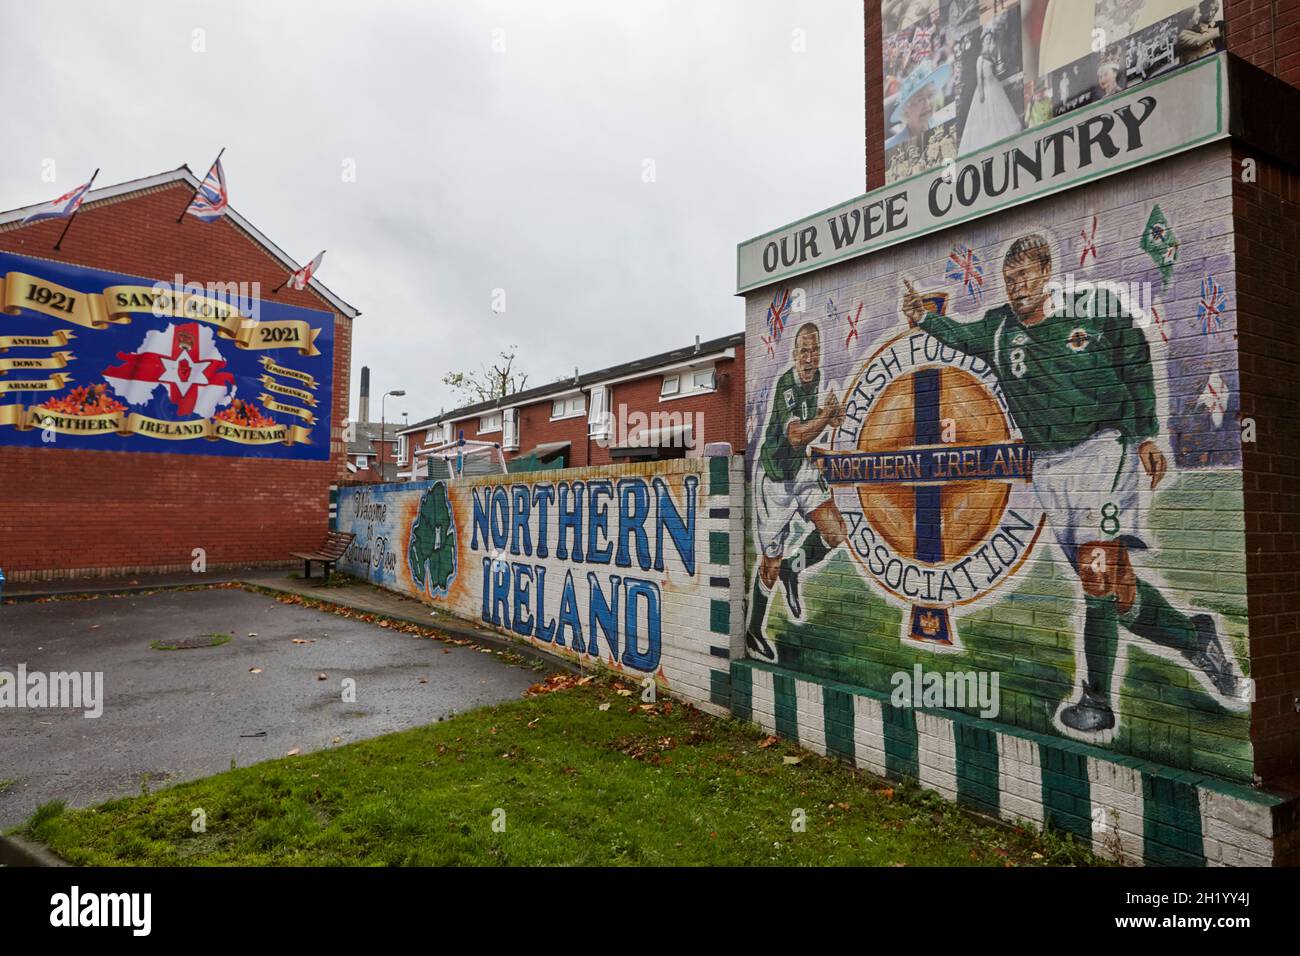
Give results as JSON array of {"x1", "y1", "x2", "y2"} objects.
[
  {"x1": 182, "y1": 151, "x2": 229, "y2": 223},
  {"x1": 22, "y1": 173, "x2": 97, "y2": 224},
  {"x1": 286, "y1": 250, "x2": 325, "y2": 291}
]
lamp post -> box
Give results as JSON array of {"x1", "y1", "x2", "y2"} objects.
[{"x1": 381, "y1": 389, "x2": 405, "y2": 481}]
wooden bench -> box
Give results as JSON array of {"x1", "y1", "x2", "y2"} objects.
[{"x1": 291, "y1": 531, "x2": 355, "y2": 582}]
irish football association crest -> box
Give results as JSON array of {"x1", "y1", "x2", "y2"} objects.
[{"x1": 812, "y1": 310, "x2": 1046, "y2": 652}]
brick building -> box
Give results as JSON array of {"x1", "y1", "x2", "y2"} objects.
[
  {"x1": 396, "y1": 332, "x2": 744, "y2": 479},
  {"x1": 722, "y1": 3, "x2": 1300, "y2": 864},
  {"x1": 0, "y1": 168, "x2": 357, "y2": 581}
]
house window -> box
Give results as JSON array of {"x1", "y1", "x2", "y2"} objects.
[
  {"x1": 551, "y1": 394, "x2": 586, "y2": 419},
  {"x1": 661, "y1": 365, "x2": 715, "y2": 399},
  {"x1": 479, "y1": 412, "x2": 502, "y2": 433},
  {"x1": 397, "y1": 435, "x2": 408, "y2": 465},
  {"x1": 502, "y1": 408, "x2": 520, "y2": 451},
  {"x1": 588, "y1": 384, "x2": 612, "y2": 439},
  {"x1": 357, "y1": 455, "x2": 370, "y2": 470}
]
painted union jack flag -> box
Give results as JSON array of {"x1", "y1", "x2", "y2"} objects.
[
  {"x1": 185, "y1": 157, "x2": 229, "y2": 222},
  {"x1": 21, "y1": 177, "x2": 94, "y2": 224},
  {"x1": 766, "y1": 288, "x2": 791, "y2": 343},
  {"x1": 1197, "y1": 275, "x2": 1228, "y2": 335},
  {"x1": 910, "y1": 24, "x2": 934, "y2": 61},
  {"x1": 945, "y1": 243, "x2": 984, "y2": 305}
]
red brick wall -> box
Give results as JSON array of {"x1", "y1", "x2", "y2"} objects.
[
  {"x1": 0, "y1": 180, "x2": 352, "y2": 581},
  {"x1": 1226, "y1": 0, "x2": 1300, "y2": 89},
  {"x1": 515, "y1": 396, "x2": 596, "y2": 467},
  {"x1": 1232, "y1": 144, "x2": 1300, "y2": 786},
  {"x1": 591, "y1": 350, "x2": 746, "y2": 466},
  {"x1": 405, "y1": 349, "x2": 746, "y2": 474},
  {"x1": 865, "y1": 0, "x2": 885, "y2": 191}
]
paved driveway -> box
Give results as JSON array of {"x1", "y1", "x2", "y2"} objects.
[{"x1": 0, "y1": 587, "x2": 541, "y2": 829}]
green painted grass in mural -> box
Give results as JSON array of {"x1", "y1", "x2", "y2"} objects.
[
  {"x1": 756, "y1": 472, "x2": 1252, "y2": 783},
  {"x1": 18, "y1": 682, "x2": 1101, "y2": 867}
]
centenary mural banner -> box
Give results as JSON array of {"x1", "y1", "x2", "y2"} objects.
[{"x1": 0, "y1": 250, "x2": 334, "y2": 460}]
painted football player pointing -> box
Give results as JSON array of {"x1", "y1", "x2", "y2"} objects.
[
  {"x1": 903, "y1": 235, "x2": 1238, "y2": 734},
  {"x1": 747, "y1": 322, "x2": 849, "y2": 660}
]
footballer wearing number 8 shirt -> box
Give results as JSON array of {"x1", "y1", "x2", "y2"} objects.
[{"x1": 903, "y1": 234, "x2": 1242, "y2": 734}]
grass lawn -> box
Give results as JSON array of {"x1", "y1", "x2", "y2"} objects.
[{"x1": 21, "y1": 676, "x2": 1102, "y2": 866}]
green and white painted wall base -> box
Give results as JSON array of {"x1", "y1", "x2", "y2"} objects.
[{"x1": 715, "y1": 660, "x2": 1293, "y2": 866}]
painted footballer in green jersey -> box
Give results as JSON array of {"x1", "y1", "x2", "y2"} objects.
[
  {"x1": 747, "y1": 322, "x2": 848, "y2": 662},
  {"x1": 903, "y1": 234, "x2": 1240, "y2": 736},
  {"x1": 760, "y1": 367, "x2": 823, "y2": 482},
  {"x1": 919, "y1": 295, "x2": 1159, "y2": 453}
]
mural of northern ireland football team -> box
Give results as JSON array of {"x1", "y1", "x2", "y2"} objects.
[{"x1": 747, "y1": 217, "x2": 1247, "y2": 742}]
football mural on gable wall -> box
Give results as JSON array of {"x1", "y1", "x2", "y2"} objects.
[{"x1": 744, "y1": 145, "x2": 1252, "y2": 781}]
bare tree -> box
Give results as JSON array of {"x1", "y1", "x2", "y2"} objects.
[{"x1": 442, "y1": 346, "x2": 529, "y2": 405}]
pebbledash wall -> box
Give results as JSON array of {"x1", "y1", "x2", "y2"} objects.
[
  {"x1": 334, "y1": 456, "x2": 745, "y2": 711},
  {"x1": 735, "y1": 57, "x2": 1300, "y2": 865},
  {"x1": 0, "y1": 176, "x2": 353, "y2": 581}
]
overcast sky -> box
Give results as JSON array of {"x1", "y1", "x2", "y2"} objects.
[{"x1": 1, "y1": 0, "x2": 865, "y2": 423}]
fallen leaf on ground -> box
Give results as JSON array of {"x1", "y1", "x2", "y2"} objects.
[
  {"x1": 758, "y1": 736, "x2": 779, "y2": 749},
  {"x1": 783, "y1": 755, "x2": 803, "y2": 765},
  {"x1": 249, "y1": 667, "x2": 262, "y2": 674},
  {"x1": 616, "y1": 689, "x2": 633, "y2": 697},
  {"x1": 598, "y1": 702, "x2": 611, "y2": 711},
  {"x1": 286, "y1": 747, "x2": 300, "y2": 756},
  {"x1": 316, "y1": 673, "x2": 327, "y2": 681},
  {"x1": 331, "y1": 736, "x2": 342, "y2": 744}
]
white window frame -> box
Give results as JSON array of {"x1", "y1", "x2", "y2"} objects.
[
  {"x1": 660, "y1": 363, "x2": 716, "y2": 402},
  {"x1": 550, "y1": 394, "x2": 587, "y2": 420},
  {"x1": 502, "y1": 407, "x2": 520, "y2": 451},
  {"x1": 396, "y1": 435, "x2": 408, "y2": 465},
  {"x1": 588, "y1": 384, "x2": 613, "y2": 439},
  {"x1": 479, "y1": 412, "x2": 502, "y2": 434}
]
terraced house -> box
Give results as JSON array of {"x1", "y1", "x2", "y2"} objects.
[{"x1": 395, "y1": 332, "x2": 745, "y2": 478}]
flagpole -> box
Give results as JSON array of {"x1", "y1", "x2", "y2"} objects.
[
  {"x1": 273, "y1": 250, "x2": 324, "y2": 294},
  {"x1": 52, "y1": 169, "x2": 99, "y2": 252},
  {"x1": 176, "y1": 147, "x2": 225, "y2": 224}
]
